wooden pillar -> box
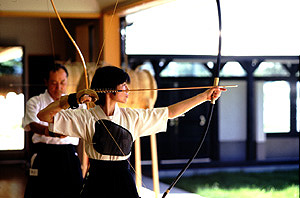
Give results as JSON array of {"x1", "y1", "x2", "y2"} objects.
[
  {"x1": 100, "y1": 14, "x2": 121, "y2": 67},
  {"x1": 240, "y1": 59, "x2": 260, "y2": 161},
  {"x1": 75, "y1": 25, "x2": 90, "y2": 62},
  {"x1": 135, "y1": 137, "x2": 142, "y2": 193},
  {"x1": 150, "y1": 134, "x2": 160, "y2": 198}
]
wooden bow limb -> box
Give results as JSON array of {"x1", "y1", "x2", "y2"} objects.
[
  {"x1": 49, "y1": 0, "x2": 89, "y2": 89},
  {"x1": 49, "y1": 0, "x2": 89, "y2": 177}
]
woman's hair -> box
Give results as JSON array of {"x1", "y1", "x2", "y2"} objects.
[{"x1": 90, "y1": 66, "x2": 130, "y2": 106}]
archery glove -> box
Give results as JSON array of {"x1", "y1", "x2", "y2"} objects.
[{"x1": 59, "y1": 89, "x2": 99, "y2": 109}]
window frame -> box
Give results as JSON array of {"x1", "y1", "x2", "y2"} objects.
[{"x1": 255, "y1": 77, "x2": 299, "y2": 137}]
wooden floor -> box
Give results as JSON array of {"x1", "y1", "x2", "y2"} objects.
[{"x1": 0, "y1": 164, "x2": 27, "y2": 198}]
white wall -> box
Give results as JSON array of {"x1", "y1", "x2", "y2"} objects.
[
  {"x1": 219, "y1": 80, "x2": 247, "y2": 142},
  {"x1": 218, "y1": 80, "x2": 247, "y2": 161}
]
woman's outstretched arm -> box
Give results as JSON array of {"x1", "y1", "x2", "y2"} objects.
[{"x1": 167, "y1": 87, "x2": 226, "y2": 119}]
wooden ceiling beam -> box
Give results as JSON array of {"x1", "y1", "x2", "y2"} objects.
[
  {"x1": 0, "y1": 11, "x2": 101, "y2": 19},
  {"x1": 102, "y1": 0, "x2": 175, "y2": 16}
]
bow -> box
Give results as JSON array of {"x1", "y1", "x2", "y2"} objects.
[
  {"x1": 49, "y1": 0, "x2": 90, "y2": 177},
  {"x1": 162, "y1": 0, "x2": 222, "y2": 197},
  {"x1": 49, "y1": 0, "x2": 143, "y2": 184}
]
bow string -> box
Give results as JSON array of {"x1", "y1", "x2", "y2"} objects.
[{"x1": 162, "y1": 0, "x2": 223, "y2": 197}]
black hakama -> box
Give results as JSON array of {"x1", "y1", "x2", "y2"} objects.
[
  {"x1": 80, "y1": 159, "x2": 140, "y2": 198},
  {"x1": 24, "y1": 143, "x2": 83, "y2": 198}
]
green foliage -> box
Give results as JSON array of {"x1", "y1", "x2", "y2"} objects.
[
  {"x1": 161, "y1": 170, "x2": 299, "y2": 198},
  {"x1": 0, "y1": 59, "x2": 22, "y2": 75}
]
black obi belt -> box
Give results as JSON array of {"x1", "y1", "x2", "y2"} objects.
[{"x1": 93, "y1": 120, "x2": 133, "y2": 156}]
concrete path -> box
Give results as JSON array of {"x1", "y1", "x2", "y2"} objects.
[{"x1": 139, "y1": 176, "x2": 204, "y2": 198}]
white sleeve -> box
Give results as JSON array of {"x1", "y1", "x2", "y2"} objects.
[
  {"x1": 129, "y1": 107, "x2": 169, "y2": 138},
  {"x1": 49, "y1": 109, "x2": 92, "y2": 139},
  {"x1": 22, "y1": 97, "x2": 46, "y2": 131}
]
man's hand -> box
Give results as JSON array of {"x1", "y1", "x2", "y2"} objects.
[
  {"x1": 29, "y1": 122, "x2": 66, "y2": 138},
  {"x1": 77, "y1": 89, "x2": 99, "y2": 104}
]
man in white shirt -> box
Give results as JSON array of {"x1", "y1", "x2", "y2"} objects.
[{"x1": 23, "y1": 63, "x2": 82, "y2": 198}]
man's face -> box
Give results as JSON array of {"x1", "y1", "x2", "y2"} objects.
[{"x1": 46, "y1": 68, "x2": 68, "y2": 100}]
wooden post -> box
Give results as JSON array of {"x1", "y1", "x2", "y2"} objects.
[
  {"x1": 134, "y1": 137, "x2": 142, "y2": 193},
  {"x1": 100, "y1": 14, "x2": 121, "y2": 67},
  {"x1": 150, "y1": 134, "x2": 160, "y2": 198}
]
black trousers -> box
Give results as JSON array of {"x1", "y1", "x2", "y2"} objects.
[
  {"x1": 24, "y1": 143, "x2": 83, "y2": 198},
  {"x1": 81, "y1": 159, "x2": 140, "y2": 198}
]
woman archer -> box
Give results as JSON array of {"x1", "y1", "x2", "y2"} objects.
[{"x1": 37, "y1": 66, "x2": 226, "y2": 198}]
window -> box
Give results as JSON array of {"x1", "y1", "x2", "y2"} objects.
[
  {"x1": 254, "y1": 62, "x2": 290, "y2": 77},
  {"x1": 0, "y1": 46, "x2": 24, "y2": 150},
  {"x1": 263, "y1": 81, "x2": 290, "y2": 133},
  {"x1": 139, "y1": 61, "x2": 156, "y2": 76},
  {"x1": 220, "y1": 62, "x2": 247, "y2": 77},
  {"x1": 160, "y1": 62, "x2": 211, "y2": 77}
]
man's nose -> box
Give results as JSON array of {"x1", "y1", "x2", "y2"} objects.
[{"x1": 56, "y1": 83, "x2": 62, "y2": 90}]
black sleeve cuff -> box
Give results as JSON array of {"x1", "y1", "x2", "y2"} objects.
[
  {"x1": 67, "y1": 93, "x2": 79, "y2": 109},
  {"x1": 48, "y1": 131, "x2": 56, "y2": 137}
]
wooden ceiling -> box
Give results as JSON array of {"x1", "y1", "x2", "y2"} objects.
[{"x1": 0, "y1": 0, "x2": 173, "y2": 18}]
